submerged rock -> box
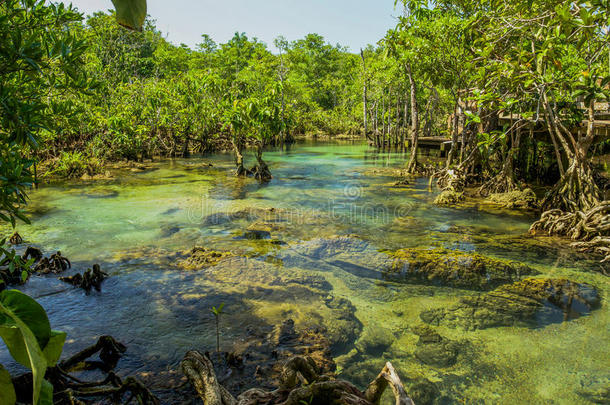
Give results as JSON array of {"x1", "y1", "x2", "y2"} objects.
[
  {"x1": 202, "y1": 209, "x2": 259, "y2": 226},
  {"x1": 178, "y1": 247, "x2": 233, "y2": 270},
  {"x1": 408, "y1": 378, "x2": 441, "y2": 405},
  {"x1": 199, "y1": 256, "x2": 362, "y2": 354},
  {"x1": 355, "y1": 325, "x2": 394, "y2": 356},
  {"x1": 323, "y1": 295, "x2": 364, "y2": 353},
  {"x1": 420, "y1": 278, "x2": 601, "y2": 330},
  {"x1": 488, "y1": 188, "x2": 538, "y2": 209},
  {"x1": 287, "y1": 236, "x2": 393, "y2": 277},
  {"x1": 434, "y1": 190, "x2": 465, "y2": 206},
  {"x1": 412, "y1": 325, "x2": 460, "y2": 368},
  {"x1": 160, "y1": 224, "x2": 181, "y2": 238},
  {"x1": 242, "y1": 229, "x2": 272, "y2": 240},
  {"x1": 577, "y1": 384, "x2": 610, "y2": 404},
  {"x1": 385, "y1": 248, "x2": 536, "y2": 290}
]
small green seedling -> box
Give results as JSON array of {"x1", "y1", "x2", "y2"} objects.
[{"x1": 210, "y1": 303, "x2": 225, "y2": 361}]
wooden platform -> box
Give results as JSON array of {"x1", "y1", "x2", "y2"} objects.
[{"x1": 406, "y1": 137, "x2": 460, "y2": 157}]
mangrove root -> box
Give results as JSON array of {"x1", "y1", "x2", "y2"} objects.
[
  {"x1": 34, "y1": 250, "x2": 71, "y2": 274},
  {"x1": 530, "y1": 201, "x2": 610, "y2": 262},
  {"x1": 478, "y1": 173, "x2": 519, "y2": 197},
  {"x1": 60, "y1": 263, "x2": 108, "y2": 292},
  {"x1": 9, "y1": 232, "x2": 23, "y2": 245},
  {"x1": 12, "y1": 335, "x2": 159, "y2": 404},
  {"x1": 364, "y1": 362, "x2": 414, "y2": 405},
  {"x1": 181, "y1": 351, "x2": 414, "y2": 405},
  {"x1": 22, "y1": 246, "x2": 43, "y2": 263},
  {"x1": 430, "y1": 167, "x2": 467, "y2": 193},
  {"x1": 251, "y1": 163, "x2": 273, "y2": 182}
]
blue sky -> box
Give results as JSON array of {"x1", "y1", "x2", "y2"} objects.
[{"x1": 68, "y1": 0, "x2": 400, "y2": 52}]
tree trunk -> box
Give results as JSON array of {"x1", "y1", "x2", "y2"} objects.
[
  {"x1": 447, "y1": 97, "x2": 460, "y2": 168},
  {"x1": 253, "y1": 143, "x2": 272, "y2": 182},
  {"x1": 374, "y1": 101, "x2": 380, "y2": 148},
  {"x1": 232, "y1": 140, "x2": 247, "y2": 177},
  {"x1": 541, "y1": 96, "x2": 601, "y2": 211},
  {"x1": 405, "y1": 64, "x2": 419, "y2": 174},
  {"x1": 360, "y1": 50, "x2": 372, "y2": 143},
  {"x1": 402, "y1": 96, "x2": 408, "y2": 152}
]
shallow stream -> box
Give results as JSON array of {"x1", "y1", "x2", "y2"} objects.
[{"x1": 2, "y1": 141, "x2": 608, "y2": 404}]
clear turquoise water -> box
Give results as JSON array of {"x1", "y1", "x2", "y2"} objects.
[{"x1": 1, "y1": 141, "x2": 608, "y2": 403}]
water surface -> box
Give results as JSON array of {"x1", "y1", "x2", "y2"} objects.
[{"x1": 2, "y1": 141, "x2": 608, "y2": 404}]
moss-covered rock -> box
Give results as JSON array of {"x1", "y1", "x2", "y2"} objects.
[
  {"x1": 322, "y1": 295, "x2": 364, "y2": 353},
  {"x1": 434, "y1": 190, "x2": 465, "y2": 206},
  {"x1": 488, "y1": 188, "x2": 538, "y2": 209},
  {"x1": 412, "y1": 325, "x2": 460, "y2": 368},
  {"x1": 421, "y1": 278, "x2": 601, "y2": 330},
  {"x1": 355, "y1": 325, "x2": 394, "y2": 356},
  {"x1": 384, "y1": 248, "x2": 536, "y2": 290},
  {"x1": 408, "y1": 378, "x2": 441, "y2": 405},
  {"x1": 242, "y1": 229, "x2": 272, "y2": 240},
  {"x1": 178, "y1": 247, "x2": 233, "y2": 270}
]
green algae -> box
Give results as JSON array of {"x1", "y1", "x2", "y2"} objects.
[
  {"x1": 386, "y1": 247, "x2": 536, "y2": 290},
  {"x1": 433, "y1": 190, "x2": 465, "y2": 206},
  {"x1": 487, "y1": 188, "x2": 538, "y2": 209}
]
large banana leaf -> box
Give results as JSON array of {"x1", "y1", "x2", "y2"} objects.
[{"x1": 111, "y1": 0, "x2": 147, "y2": 31}]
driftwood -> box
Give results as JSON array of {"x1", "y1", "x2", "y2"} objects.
[
  {"x1": 364, "y1": 363, "x2": 414, "y2": 405},
  {"x1": 181, "y1": 351, "x2": 414, "y2": 405}
]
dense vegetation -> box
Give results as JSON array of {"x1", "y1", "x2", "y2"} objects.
[
  {"x1": 0, "y1": 0, "x2": 609, "y2": 403},
  {"x1": 31, "y1": 13, "x2": 368, "y2": 178}
]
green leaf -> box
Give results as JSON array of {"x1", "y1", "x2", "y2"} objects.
[
  {"x1": 0, "y1": 290, "x2": 51, "y2": 349},
  {"x1": 42, "y1": 330, "x2": 66, "y2": 366},
  {"x1": 0, "y1": 364, "x2": 16, "y2": 405},
  {"x1": 39, "y1": 379, "x2": 53, "y2": 405},
  {"x1": 111, "y1": 0, "x2": 147, "y2": 31},
  {"x1": 0, "y1": 290, "x2": 52, "y2": 405}
]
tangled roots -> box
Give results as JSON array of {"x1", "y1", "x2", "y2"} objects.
[
  {"x1": 530, "y1": 202, "x2": 610, "y2": 263},
  {"x1": 181, "y1": 351, "x2": 414, "y2": 405},
  {"x1": 478, "y1": 173, "x2": 519, "y2": 197}
]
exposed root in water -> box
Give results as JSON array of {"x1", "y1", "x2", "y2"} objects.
[
  {"x1": 530, "y1": 202, "x2": 610, "y2": 262},
  {"x1": 478, "y1": 172, "x2": 519, "y2": 197},
  {"x1": 9, "y1": 232, "x2": 23, "y2": 245},
  {"x1": 60, "y1": 263, "x2": 108, "y2": 292},
  {"x1": 12, "y1": 336, "x2": 159, "y2": 404},
  {"x1": 34, "y1": 251, "x2": 71, "y2": 274},
  {"x1": 251, "y1": 162, "x2": 272, "y2": 183},
  {"x1": 429, "y1": 167, "x2": 467, "y2": 193},
  {"x1": 540, "y1": 159, "x2": 601, "y2": 212},
  {"x1": 181, "y1": 351, "x2": 413, "y2": 405},
  {"x1": 22, "y1": 246, "x2": 43, "y2": 263},
  {"x1": 1, "y1": 247, "x2": 73, "y2": 287}
]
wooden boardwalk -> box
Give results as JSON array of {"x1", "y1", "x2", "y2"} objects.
[
  {"x1": 407, "y1": 118, "x2": 610, "y2": 155},
  {"x1": 406, "y1": 137, "x2": 460, "y2": 157}
]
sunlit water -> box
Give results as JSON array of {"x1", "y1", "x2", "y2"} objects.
[{"x1": 2, "y1": 141, "x2": 608, "y2": 404}]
